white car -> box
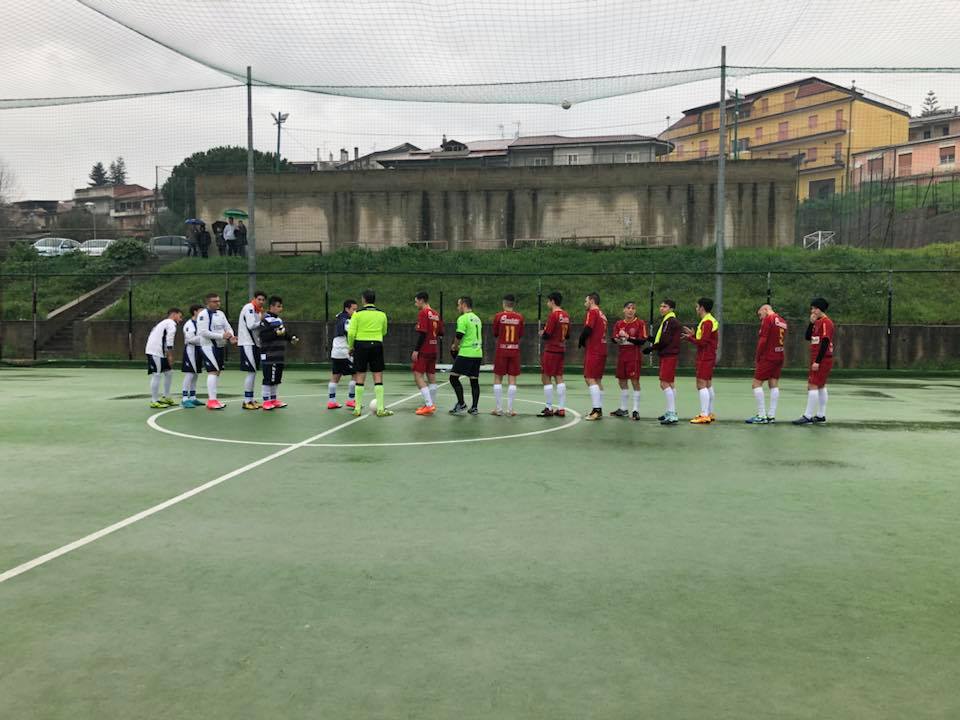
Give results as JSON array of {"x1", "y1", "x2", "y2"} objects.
[
  {"x1": 78, "y1": 238, "x2": 115, "y2": 257},
  {"x1": 32, "y1": 237, "x2": 81, "y2": 257}
]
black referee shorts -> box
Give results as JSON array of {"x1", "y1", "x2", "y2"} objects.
[
  {"x1": 352, "y1": 340, "x2": 385, "y2": 373},
  {"x1": 451, "y1": 355, "x2": 482, "y2": 378}
]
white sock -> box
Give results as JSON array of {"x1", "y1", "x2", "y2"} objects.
[
  {"x1": 420, "y1": 386, "x2": 433, "y2": 407},
  {"x1": 632, "y1": 390, "x2": 641, "y2": 413},
  {"x1": 207, "y1": 373, "x2": 219, "y2": 401},
  {"x1": 664, "y1": 387, "x2": 676, "y2": 413},
  {"x1": 543, "y1": 383, "x2": 554, "y2": 409},
  {"x1": 327, "y1": 381, "x2": 337, "y2": 400},
  {"x1": 818, "y1": 388, "x2": 828, "y2": 417},
  {"x1": 557, "y1": 383, "x2": 567, "y2": 410},
  {"x1": 182, "y1": 373, "x2": 194, "y2": 400},
  {"x1": 507, "y1": 384, "x2": 517, "y2": 412},
  {"x1": 769, "y1": 387, "x2": 780, "y2": 417},
  {"x1": 619, "y1": 389, "x2": 629, "y2": 411},
  {"x1": 262, "y1": 384, "x2": 271, "y2": 402},
  {"x1": 162, "y1": 370, "x2": 172, "y2": 397},
  {"x1": 190, "y1": 374, "x2": 199, "y2": 396},
  {"x1": 429, "y1": 383, "x2": 438, "y2": 405},
  {"x1": 150, "y1": 373, "x2": 161, "y2": 402},
  {"x1": 753, "y1": 386, "x2": 766, "y2": 416},
  {"x1": 589, "y1": 384, "x2": 601, "y2": 409},
  {"x1": 348, "y1": 380, "x2": 356, "y2": 400},
  {"x1": 244, "y1": 371, "x2": 256, "y2": 401},
  {"x1": 804, "y1": 389, "x2": 818, "y2": 418},
  {"x1": 708, "y1": 386, "x2": 715, "y2": 414},
  {"x1": 493, "y1": 383, "x2": 503, "y2": 410},
  {"x1": 699, "y1": 387, "x2": 710, "y2": 416}
]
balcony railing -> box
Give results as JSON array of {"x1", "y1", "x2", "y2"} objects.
[{"x1": 749, "y1": 120, "x2": 848, "y2": 148}]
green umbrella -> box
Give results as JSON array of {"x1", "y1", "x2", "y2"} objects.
[{"x1": 223, "y1": 208, "x2": 249, "y2": 219}]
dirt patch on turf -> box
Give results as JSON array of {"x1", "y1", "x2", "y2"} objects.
[
  {"x1": 111, "y1": 392, "x2": 241, "y2": 400},
  {"x1": 849, "y1": 390, "x2": 897, "y2": 399}
]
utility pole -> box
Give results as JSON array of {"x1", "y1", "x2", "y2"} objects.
[
  {"x1": 247, "y1": 66, "x2": 257, "y2": 295},
  {"x1": 715, "y1": 46, "x2": 727, "y2": 360},
  {"x1": 272, "y1": 110, "x2": 289, "y2": 173}
]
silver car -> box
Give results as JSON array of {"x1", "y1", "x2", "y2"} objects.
[
  {"x1": 32, "y1": 237, "x2": 81, "y2": 257},
  {"x1": 78, "y1": 238, "x2": 115, "y2": 257},
  {"x1": 147, "y1": 235, "x2": 190, "y2": 256}
]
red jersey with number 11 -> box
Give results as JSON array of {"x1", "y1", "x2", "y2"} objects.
[
  {"x1": 493, "y1": 310, "x2": 524, "y2": 357},
  {"x1": 584, "y1": 307, "x2": 608, "y2": 355},
  {"x1": 415, "y1": 306, "x2": 443, "y2": 355},
  {"x1": 542, "y1": 309, "x2": 570, "y2": 353}
]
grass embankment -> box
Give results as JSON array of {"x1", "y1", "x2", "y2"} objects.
[{"x1": 32, "y1": 243, "x2": 960, "y2": 324}]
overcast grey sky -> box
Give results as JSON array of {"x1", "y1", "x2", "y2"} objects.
[{"x1": 1, "y1": 0, "x2": 958, "y2": 199}]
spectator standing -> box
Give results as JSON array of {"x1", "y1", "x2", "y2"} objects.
[
  {"x1": 197, "y1": 223, "x2": 212, "y2": 258},
  {"x1": 212, "y1": 220, "x2": 227, "y2": 256},
  {"x1": 223, "y1": 217, "x2": 238, "y2": 256},
  {"x1": 236, "y1": 220, "x2": 248, "y2": 257}
]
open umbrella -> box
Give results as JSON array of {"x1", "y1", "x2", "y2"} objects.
[
  {"x1": 223, "y1": 208, "x2": 249, "y2": 219},
  {"x1": 185, "y1": 218, "x2": 204, "y2": 225}
]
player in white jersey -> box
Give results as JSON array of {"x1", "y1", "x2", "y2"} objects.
[
  {"x1": 179, "y1": 304, "x2": 204, "y2": 408},
  {"x1": 238, "y1": 290, "x2": 266, "y2": 409},
  {"x1": 145, "y1": 308, "x2": 183, "y2": 408},
  {"x1": 327, "y1": 298, "x2": 358, "y2": 409},
  {"x1": 196, "y1": 292, "x2": 237, "y2": 410}
]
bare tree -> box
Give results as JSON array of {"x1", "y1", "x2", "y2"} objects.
[{"x1": 0, "y1": 159, "x2": 18, "y2": 242}]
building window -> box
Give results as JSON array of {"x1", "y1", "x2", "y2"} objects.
[
  {"x1": 677, "y1": 144, "x2": 684, "y2": 158},
  {"x1": 759, "y1": 98, "x2": 769, "y2": 112},
  {"x1": 783, "y1": 92, "x2": 795, "y2": 110},
  {"x1": 898, "y1": 153, "x2": 912, "y2": 176},
  {"x1": 807, "y1": 147, "x2": 818, "y2": 162},
  {"x1": 625, "y1": 152, "x2": 637, "y2": 163},
  {"x1": 835, "y1": 109, "x2": 844, "y2": 128},
  {"x1": 923, "y1": 130, "x2": 931, "y2": 139},
  {"x1": 808, "y1": 115, "x2": 818, "y2": 129},
  {"x1": 532, "y1": 157, "x2": 549, "y2": 166},
  {"x1": 943, "y1": 126, "x2": 951, "y2": 137},
  {"x1": 835, "y1": 143, "x2": 843, "y2": 162},
  {"x1": 699, "y1": 140, "x2": 708, "y2": 158},
  {"x1": 809, "y1": 178, "x2": 836, "y2": 199},
  {"x1": 735, "y1": 138, "x2": 750, "y2": 152},
  {"x1": 940, "y1": 146, "x2": 956, "y2": 164},
  {"x1": 567, "y1": 154, "x2": 579, "y2": 165},
  {"x1": 868, "y1": 157, "x2": 884, "y2": 176},
  {"x1": 778, "y1": 121, "x2": 789, "y2": 141},
  {"x1": 703, "y1": 112, "x2": 713, "y2": 131},
  {"x1": 755, "y1": 126, "x2": 763, "y2": 141}
]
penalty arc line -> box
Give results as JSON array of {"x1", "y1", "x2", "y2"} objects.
[{"x1": 0, "y1": 391, "x2": 422, "y2": 587}]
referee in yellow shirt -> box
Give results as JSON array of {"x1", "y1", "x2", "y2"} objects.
[{"x1": 347, "y1": 289, "x2": 393, "y2": 416}]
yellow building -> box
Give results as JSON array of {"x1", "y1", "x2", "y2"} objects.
[{"x1": 660, "y1": 77, "x2": 910, "y2": 200}]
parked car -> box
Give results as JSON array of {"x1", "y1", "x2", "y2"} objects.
[
  {"x1": 147, "y1": 235, "x2": 190, "y2": 256},
  {"x1": 78, "y1": 238, "x2": 115, "y2": 257},
  {"x1": 32, "y1": 237, "x2": 81, "y2": 257}
]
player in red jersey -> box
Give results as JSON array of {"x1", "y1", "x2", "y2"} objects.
[
  {"x1": 681, "y1": 297, "x2": 719, "y2": 424},
  {"x1": 645, "y1": 298, "x2": 682, "y2": 425},
  {"x1": 794, "y1": 297, "x2": 835, "y2": 425},
  {"x1": 610, "y1": 301, "x2": 648, "y2": 420},
  {"x1": 746, "y1": 304, "x2": 788, "y2": 424},
  {"x1": 411, "y1": 291, "x2": 443, "y2": 415},
  {"x1": 538, "y1": 291, "x2": 570, "y2": 417},
  {"x1": 491, "y1": 294, "x2": 525, "y2": 416},
  {"x1": 578, "y1": 292, "x2": 608, "y2": 421}
]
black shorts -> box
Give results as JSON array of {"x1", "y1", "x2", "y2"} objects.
[
  {"x1": 201, "y1": 345, "x2": 225, "y2": 372},
  {"x1": 331, "y1": 357, "x2": 354, "y2": 376},
  {"x1": 352, "y1": 341, "x2": 384, "y2": 373},
  {"x1": 451, "y1": 355, "x2": 482, "y2": 378},
  {"x1": 181, "y1": 346, "x2": 204, "y2": 374},
  {"x1": 146, "y1": 354, "x2": 171, "y2": 375},
  {"x1": 239, "y1": 345, "x2": 260, "y2": 372},
  {"x1": 263, "y1": 363, "x2": 284, "y2": 386}
]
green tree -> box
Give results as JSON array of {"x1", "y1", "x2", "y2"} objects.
[
  {"x1": 88, "y1": 162, "x2": 109, "y2": 186},
  {"x1": 921, "y1": 90, "x2": 940, "y2": 116},
  {"x1": 108, "y1": 156, "x2": 128, "y2": 185},
  {"x1": 161, "y1": 146, "x2": 289, "y2": 219}
]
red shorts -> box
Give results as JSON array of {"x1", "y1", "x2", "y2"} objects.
[
  {"x1": 541, "y1": 351, "x2": 564, "y2": 377},
  {"x1": 582, "y1": 352, "x2": 607, "y2": 380},
  {"x1": 493, "y1": 354, "x2": 521, "y2": 377},
  {"x1": 695, "y1": 358, "x2": 715, "y2": 381},
  {"x1": 412, "y1": 353, "x2": 437, "y2": 374},
  {"x1": 754, "y1": 358, "x2": 784, "y2": 382},
  {"x1": 808, "y1": 357, "x2": 833, "y2": 387},
  {"x1": 615, "y1": 353, "x2": 641, "y2": 380},
  {"x1": 658, "y1": 355, "x2": 678, "y2": 383}
]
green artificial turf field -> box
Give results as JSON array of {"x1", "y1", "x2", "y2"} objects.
[{"x1": 2, "y1": 367, "x2": 959, "y2": 719}]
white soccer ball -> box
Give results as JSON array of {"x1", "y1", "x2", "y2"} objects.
[
  {"x1": 368, "y1": 398, "x2": 378, "y2": 413},
  {"x1": 561, "y1": 99, "x2": 572, "y2": 110}
]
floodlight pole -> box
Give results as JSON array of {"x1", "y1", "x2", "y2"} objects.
[
  {"x1": 715, "y1": 46, "x2": 727, "y2": 360},
  {"x1": 246, "y1": 66, "x2": 257, "y2": 295}
]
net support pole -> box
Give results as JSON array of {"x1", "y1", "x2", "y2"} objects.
[
  {"x1": 31, "y1": 273, "x2": 38, "y2": 361},
  {"x1": 886, "y1": 270, "x2": 894, "y2": 371},
  {"x1": 246, "y1": 66, "x2": 257, "y2": 296},
  {"x1": 127, "y1": 275, "x2": 133, "y2": 361},
  {"x1": 715, "y1": 45, "x2": 727, "y2": 361}
]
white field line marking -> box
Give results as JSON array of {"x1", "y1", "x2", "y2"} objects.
[
  {"x1": 0, "y1": 391, "x2": 421, "y2": 586},
  {"x1": 148, "y1": 396, "x2": 581, "y2": 448}
]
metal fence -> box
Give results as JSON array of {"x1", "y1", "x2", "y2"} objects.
[{"x1": 2, "y1": 268, "x2": 959, "y2": 369}]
